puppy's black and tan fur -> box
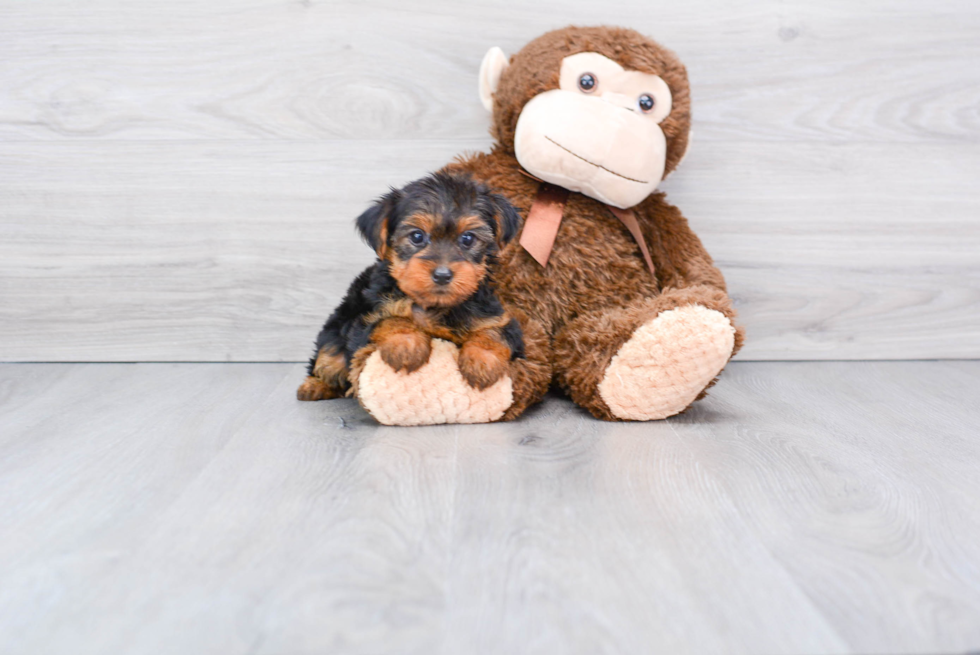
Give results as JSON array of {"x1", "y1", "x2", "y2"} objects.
[{"x1": 297, "y1": 172, "x2": 524, "y2": 402}]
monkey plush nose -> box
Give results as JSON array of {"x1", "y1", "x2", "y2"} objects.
[
  {"x1": 601, "y1": 91, "x2": 638, "y2": 112},
  {"x1": 432, "y1": 266, "x2": 453, "y2": 286}
]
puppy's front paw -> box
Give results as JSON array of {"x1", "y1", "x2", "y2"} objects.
[
  {"x1": 377, "y1": 329, "x2": 432, "y2": 373},
  {"x1": 458, "y1": 339, "x2": 510, "y2": 390}
]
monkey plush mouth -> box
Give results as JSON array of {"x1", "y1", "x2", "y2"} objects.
[{"x1": 544, "y1": 136, "x2": 649, "y2": 185}]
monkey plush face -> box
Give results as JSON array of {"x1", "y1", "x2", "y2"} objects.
[
  {"x1": 479, "y1": 27, "x2": 692, "y2": 209},
  {"x1": 513, "y1": 52, "x2": 673, "y2": 208}
]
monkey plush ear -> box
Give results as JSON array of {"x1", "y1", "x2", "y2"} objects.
[
  {"x1": 479, "y1": 47, "x2": 509, "y2": 112},
  {"x1": 489, "y1": 193, "x2": 521, "y2": 246},
  {"x1": 355, "y1": 189, "x2": 401, "y2": 258}
]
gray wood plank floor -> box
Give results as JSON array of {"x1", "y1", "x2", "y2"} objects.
[{"x1": 1, "y1": 361, "x2": 979, "y2": 654}]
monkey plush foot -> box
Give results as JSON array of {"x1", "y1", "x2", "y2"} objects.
[
  {"x1": 597, "y1": 305, "x2": 736, "y2": 420},
  {"x1": 356, "y1": 339, "x2": 513, "y2": 426}
]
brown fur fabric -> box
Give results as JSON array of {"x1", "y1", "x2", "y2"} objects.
[
  {"x1": 499, "y1": 307, "x2": 551, "y2": 421},
  {"x1": 350, "y1": 25, "x2": 743, "y2": 421}
]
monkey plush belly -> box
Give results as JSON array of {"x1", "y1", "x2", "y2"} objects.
[
  {"x1": 501, "y1": 217, "x2": 660, "y2": 333},
  {"x1": 542, "y1": 197, "x2": 661, "y2": 314}
]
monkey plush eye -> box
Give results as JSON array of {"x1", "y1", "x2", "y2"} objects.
[
  {"x1": 638, "y1": 94, "x2": 655, "y2": 113},
  {"x1": 577, "y1": 73, "x2": 597, "y2": 93},
  {"x1": 458, "y1": 232, "x2": 476, "y2": 249},
  {"x1": 409, "y1": 230, "x2": 427, "y2": 246}
]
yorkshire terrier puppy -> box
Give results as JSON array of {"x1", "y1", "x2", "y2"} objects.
[{"x1": 297, "y1": 172, "x2": 524, "y2": 402}]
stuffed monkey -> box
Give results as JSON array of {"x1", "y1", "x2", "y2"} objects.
[{"x1": 344, "y1": 26, "x2": 744, "y2": 425}]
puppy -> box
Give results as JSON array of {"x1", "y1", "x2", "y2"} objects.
[{"x1": 297, "y1": 172, "x2": 524, "y2": 402}]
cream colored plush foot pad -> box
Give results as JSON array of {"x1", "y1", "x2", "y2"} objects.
[
  {"x1": 598, "y1": 305, "x2": 735, "y2": 421},
  {"x1": 357, "y1": 339, "x2": 513, "y2": 426}
]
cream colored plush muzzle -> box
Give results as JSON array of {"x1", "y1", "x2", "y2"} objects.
[{"x1": 514, "y1": 90, "x2": 667, "y2": 209}]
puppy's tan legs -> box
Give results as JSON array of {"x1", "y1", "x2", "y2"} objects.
[
  {"x1": 371, "y1": 316, "x2": 432, "y2": 373},
  {"x1": 296, "y1": 347, "x2": 348, "y2": 401},
  {"x1": 457, "y1": 330, "x2": 511, "y2": 390}
]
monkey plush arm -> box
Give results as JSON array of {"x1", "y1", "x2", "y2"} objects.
[
  {"x1": 638, "y1": 196, "x2": 728, "y2": 292},
  {"x1": 634, "y1": 195, "x2": 745, "y2": 358}
]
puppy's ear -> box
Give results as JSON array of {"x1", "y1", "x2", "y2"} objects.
[
  {"x1": 489, "y1": 193, "x2": 521, "y2": 246},
  {"x1": 356, "y1": 188, "x2": 402, "y2": 257}
]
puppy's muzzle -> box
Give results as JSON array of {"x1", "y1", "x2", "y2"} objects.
[{"x1": 432, "y1": 266, "x2": 453, "y2": 286}]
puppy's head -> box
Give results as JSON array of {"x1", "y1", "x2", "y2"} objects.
[{"x1": 356, "y1": 172, "x2": 520, "y2": 308}]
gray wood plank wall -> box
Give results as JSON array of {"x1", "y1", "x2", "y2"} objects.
[{"x1": 1, "y1": 0, "x2": 978, "y2": 362}]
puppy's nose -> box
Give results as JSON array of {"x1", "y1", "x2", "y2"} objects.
[{"x1": 432, "y1": 266, "x2": 453, "y2": 286}]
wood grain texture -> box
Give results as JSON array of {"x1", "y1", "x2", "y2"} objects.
[
  {"x1": 0, "y1": 0, "x2": 976, "y2": 143},
  {"x1": 1, "y1": 140, "x2": 977, "y2": 361},
  {"x1": 1, "y1": 361, "x2": 979, "y2": 653},
  {"x1": 0, "y1": 0, "x2": 978, "y2": 361}
]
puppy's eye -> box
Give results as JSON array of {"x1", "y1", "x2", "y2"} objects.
[
  {"x1": 458, "y1": 232, "x2": 476, "y2": 249},
  {"x1": 578, "y1": 73, "x2": 597, "y2": 93},
  {"x1": 638, "y1": 94, "x2": 655, "y2": 113},
  {"x1": 409, "y1": 230, "x2": 427, "y2": 246}
]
